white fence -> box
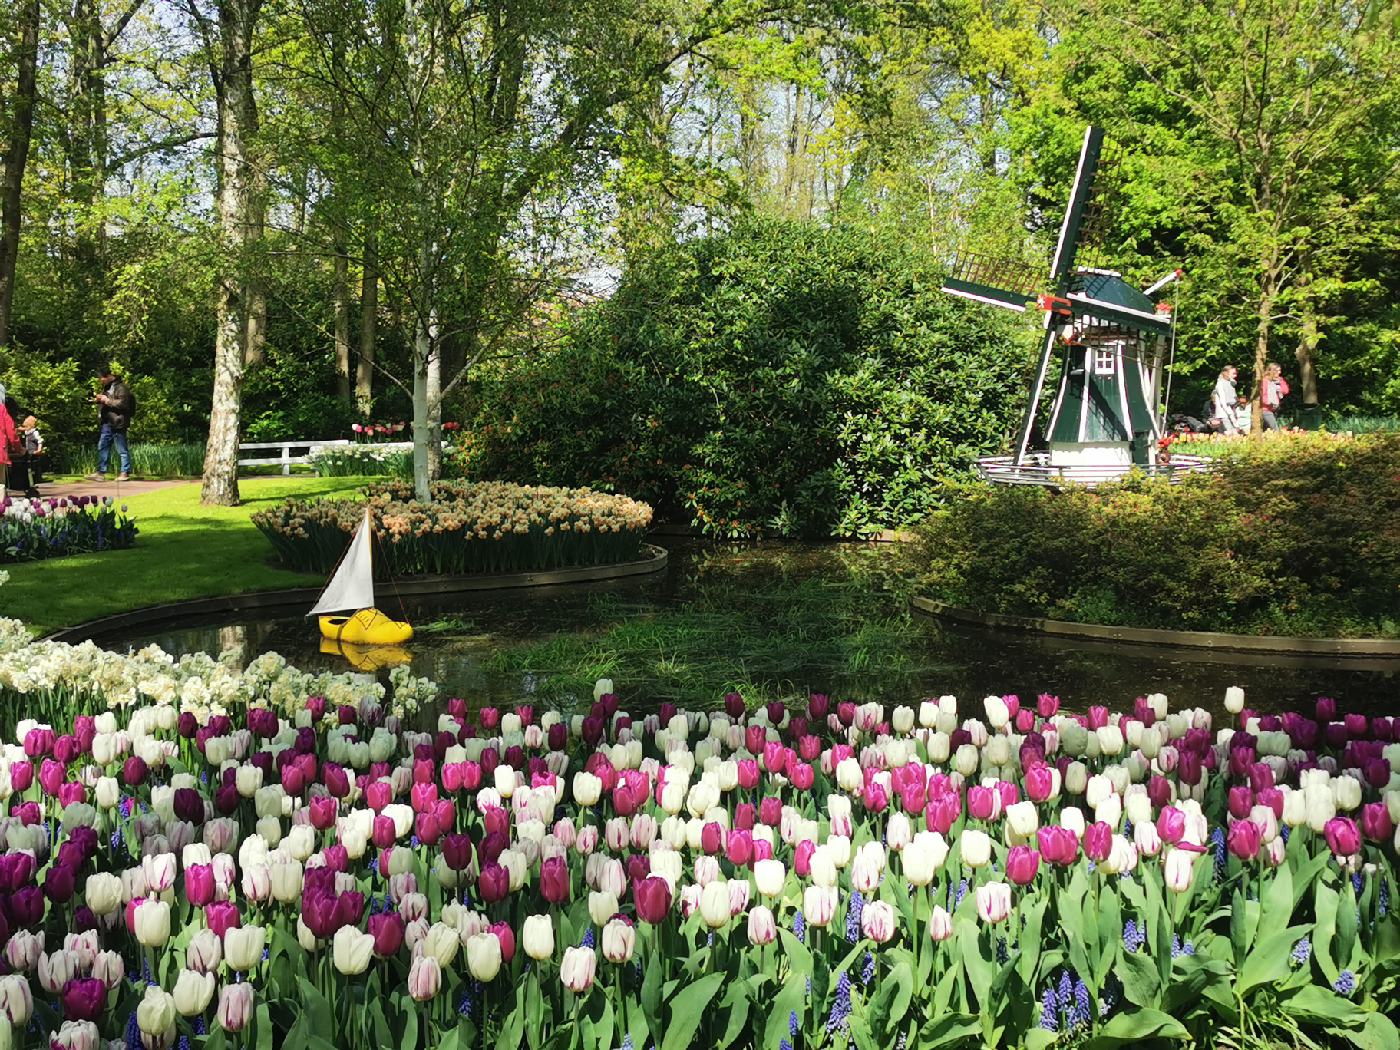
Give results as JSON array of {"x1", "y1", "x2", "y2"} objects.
[{"x1": 237, "y1": 439, "x2": 350, "y2": 475}]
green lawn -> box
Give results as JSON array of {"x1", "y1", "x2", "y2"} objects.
[{"x1": 4, "y1": 477, "x2": 371, "y2": 635}]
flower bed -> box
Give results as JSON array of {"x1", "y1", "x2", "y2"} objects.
[
  {"x1": 0, "y1": 585, "x2": 1397, "y2": 1048},
  {"x1": 252, "y1": 481, "x2": 653, "y2": 576},
  {"x1": 0, "y1": 495, "x2": 138, "y2": 563},
  {"x1": 309, "y1": 443, "x2": 413, "y2": 478}
]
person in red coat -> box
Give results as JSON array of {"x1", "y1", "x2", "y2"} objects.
[{"x1": 0, "y1": 382, "x2": 19, "y2": 500}]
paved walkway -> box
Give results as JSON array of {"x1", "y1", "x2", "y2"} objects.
[{"x1": 28, "y1": 477, "x2": 191, "y2": 501}]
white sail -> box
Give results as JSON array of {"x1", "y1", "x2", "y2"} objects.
[{"x1": 308, "y1": 508, "x2": 376, "y2": 616}]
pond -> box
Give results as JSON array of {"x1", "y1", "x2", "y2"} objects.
[{"x1": 100, "y1": 541, "x2": 1397, "y2": 718}]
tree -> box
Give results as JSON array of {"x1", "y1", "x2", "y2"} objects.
[
  {"x1": 0, "y1": 0, "x2": 40, "y2": 352},
  {"x1": 188, "y1": 0, "x2": 267, "y2": 505},
  {"x1": 1052, "y1": 0, "x2": 1399, "y2": 423}
]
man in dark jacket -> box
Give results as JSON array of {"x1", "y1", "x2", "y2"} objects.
[{"x1": 91, "y1": 371, "x2": 135, "y2": 481}]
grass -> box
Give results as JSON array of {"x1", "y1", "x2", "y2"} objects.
[{"x1": 2, "y1": 477, "x2": 372, "y2": 635}]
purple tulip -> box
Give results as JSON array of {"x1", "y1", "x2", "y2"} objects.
[{"x1": 62, "y1": 977, "x2": 107, "y2": 1021}]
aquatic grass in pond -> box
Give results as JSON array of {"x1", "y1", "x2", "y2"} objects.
[{"x1": 478, "y1": 566, "x2": 930, "y2": 708}]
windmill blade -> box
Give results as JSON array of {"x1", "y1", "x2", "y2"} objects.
[
  {"x1": 941, "y1": 279, "x2": 1030, "y2": 313},
  {"x1": 941, "y1": 249, "x2": 1043, "y2": 313},
  {"x1": 1013, "y1": 316, "x2": 1060, "y2": 466},
  {"x1": 1049, "y1": 127, "x2": 1105, "y2": 289}
]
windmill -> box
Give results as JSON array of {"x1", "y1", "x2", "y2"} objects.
[{"x1": 942, "y1": 126, "x2": 1210, "y2": 486}]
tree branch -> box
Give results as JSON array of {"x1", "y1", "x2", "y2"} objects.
[{"x1": 107, "y1": 130, "x2": 215, "y2": 169}]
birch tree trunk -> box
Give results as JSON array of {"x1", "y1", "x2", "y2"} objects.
[
  {"x1": 201, "y1": 0, "x2": 263, "y2": 506},
  {"x1": 0, "y1": 0, "x2": 41, "y2": 351}
]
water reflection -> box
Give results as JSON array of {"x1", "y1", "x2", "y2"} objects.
[{"x1": 102, "y1": 541, "x2": 1398, "y2": 717}]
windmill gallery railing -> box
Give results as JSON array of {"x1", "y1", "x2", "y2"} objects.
[{"x1": 974, "y1": 451, "x2": 1213, "y2": 488}]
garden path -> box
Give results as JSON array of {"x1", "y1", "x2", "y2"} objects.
[{"x1": 33, "y1": 478, "x2": 187, "y2": 501}]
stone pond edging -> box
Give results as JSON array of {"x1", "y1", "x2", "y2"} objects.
[
  {"x1": 910, "y1": 596, "x2": 1400, "y2": 663},
  {"x1": 44, "y1": 545, "x2": 669, "y2": 644}
]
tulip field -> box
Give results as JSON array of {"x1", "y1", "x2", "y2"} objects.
[{"x1": 0, "y1": 593, "x2": 1397, "y2": 1049}]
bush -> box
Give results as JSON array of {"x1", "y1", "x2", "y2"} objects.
[
  {"x1": 456, "y1": 218, "x2": 1031, "y2": 538},
  {"x1": 252, "y1": 479, "x2": 653, "y2": 576},
  {"x1": 917, "y1": 433, "x2": 1400, "y2": 637},
  {"x1": 0, "y1": 494, "x2": 139, "y2": 562}
]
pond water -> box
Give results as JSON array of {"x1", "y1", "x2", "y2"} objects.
[{"x1": 101, "y1": 541, "x2": 1397, "y2": 719}]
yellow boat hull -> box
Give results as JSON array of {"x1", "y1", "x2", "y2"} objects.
[
  {"x1": 319, "y1": 637, "x2": 413, "y2": 672},
  {"x1": 318, "y1": 608, "x2": 414, "y2": 646}
]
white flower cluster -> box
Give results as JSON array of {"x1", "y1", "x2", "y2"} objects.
[{"x1": 0, "y1": 635, "x2": 402, "y2": 720}]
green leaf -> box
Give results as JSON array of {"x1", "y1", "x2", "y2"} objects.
[
  {"x1": 717, "y1": 976, "x2": 753, "y2": 1049},
  {"x1": 1083, "y1": 1007, "x2": 1189, "y2": 1047},
  {"x1": 255, "y1": 1002, "x2": 274, "y2": 1050},
  {"x1": 918, "y1": 1013, "x2": 982, "y2": 1048},
  {"x1": 661, "y1": 972, "x2": 726, "y2": 1050},
  {"x1": 763, "y1": 970, "x2": 808, "y2": 1050},
  {"x1": 1238, "y1": 923, "x2": 1311, "y2": 996},
  {"x1": 1284, "y1": 984, "x2": 1369, "y2": 1028},
  {"x1": 957, "y1": 924, "x2": 995, "y2": 1014},
  {"x1": 1338, "y1": 880, "x2": 1360, "y2": 970},
  {"x1": 641, "y1": 953, "x2": 664, "y2": 1041},
  {"x1": 1018, "y1": 897, "x2": 1047, "y2": 987},
  {"x1": 1315, "y1": 879, "x2": 1342, "y2": 984},
  {"x1": 1116, "y1": 948, "x2": 1160, "y2": 1008}
]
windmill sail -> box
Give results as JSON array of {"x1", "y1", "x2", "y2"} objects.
[{"x1": 308, "y1": 508, "x2": 376, "y2": 616}]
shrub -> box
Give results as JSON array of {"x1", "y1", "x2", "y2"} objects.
[
  {"x1": 0, "y1": 495, "x2": 139, "y2": 562},
  {"x1": 253, "y1": 479, "x2": 653, "y2": 576},
  {"x1": 456, "y1": 217, "x2": 1031, "y2": 538},
  {"x1": 917, "y1": 433, "x2": 1400, "y2": 637}
]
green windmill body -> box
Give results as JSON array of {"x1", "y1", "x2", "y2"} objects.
[{"x1": 941, "y1": 127, "x2": 1208, "y2": 486}]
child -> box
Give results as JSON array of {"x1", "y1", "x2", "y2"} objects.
[{"x1": 18, "y1": 415, "x2": 43, "y2": 497}]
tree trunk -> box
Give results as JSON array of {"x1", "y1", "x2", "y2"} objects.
[
  {"x1": 333, "y1": 244, "x2": 352, "y2": 402},
  {"x1": 356, "y1": 223, "x2": 377, "y2": 412},
  {"x1": 1250, "y1": 268, "x2": 1278, "y2": 436},
  {"x1": 411, "y1": 315, "x2": 433, "y2": 500},
  {"x1": 0, "y1": 0, "x2": 41, "y2": 351},
  {"x1": 201, "y1": 0, "x2": 263, "y2": 506},
  {"x1": 66, "y1": 0, "x2": 107, "y2": 287},
  {"x1": 1295, "y1": 314, "x2": 1320, "y2": 406}
]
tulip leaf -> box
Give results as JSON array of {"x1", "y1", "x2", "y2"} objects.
[
  {"x1": 256, "y1": 1002, "x2": 275, "y2": 1050},
  {"x1": 1094, "y1": 889, "x2": 1121, "y2": 990},
  {"x1": 717, "y1": 978, "x2": 751, "y2": 1048},
  {"x1": 295, "y1": 978, "x2": 332, "y2": 1038},
  {"x1": 204, "y1": 1027, "x2": 229, "y2": 1050},
  {"x1": 918, "y1": 1012, "x2": 982, "y2": 1048},
  {"x1": 887, "y1": 959, "x2": 915, "y2": 1028},
  {"x1": 495, "y1": 992, "x2": 525, "y2": 1050},
  {"x1": 1314, "y1": 878, "x2": 1342, "y2": 984},
  {"x1": 661, "y1": 971, "x2": 725, "y2": 1050},
  {"x1": 402, "y1": 1001, "x2": 420, "y2": 1050},
  {"x1": 1261, "y1": 858, "x2": 1295, "y2": 930},
  {"x1": 1283, "y1": 984, "x2": 1370, "y2": 1028},
  {"x1": 763, "y1": 969, "x2": 808, "y2": 1050},
  {"x1": 1017, "y1": 897, "x2": 1046, "y2": 986},
  {"x1": 1238, "y1": 923, "x2": 1311, "y2": 995},
  {"x1": 1338, "y1": 881, "x2": 1360, "y2": 972},
  {"x1": 1082, "y1": 1007, "x2": 1188, "y2": 1047},
  {"x1": 1352, "y1": 1013, "x2": 1400, "y2": 1050},
  {"x1": 848, "y1": 1012, "x2": 879, "y2": 1050},
  {"x1": 778, "y1": 928, "x2": 814, "y2": 978},
  {"x1": 957, "y1": 925, "x2": 995, "y2": 1013},
  {"x1": 524, "y1": 970, "x2": 545, "y2": 1050},
  {"x1": 641, "y1": 952, "x2": 663, "y2": 1031},
  {"x1": 1116, "y1": 946, "x2": 1160, "y2": 1007}
]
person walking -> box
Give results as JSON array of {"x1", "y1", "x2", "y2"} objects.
[
  {"x1": 1260, "y1": 361, "x2": 1289, "y2": 431},
  {"x1": 0, "y1": 382, "x2": 18, "y2": 500},
  {"x1": 19, "y1": 414, "x2": 43, "y2": 496},
  {"x1": 90, "y1": 370, "x2": 135, "y2": 481},
  {"x1": 1210, "y1": 364, "x2": 1242, "y2": 435}
]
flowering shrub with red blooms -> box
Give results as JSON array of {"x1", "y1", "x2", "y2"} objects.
[{"x1": 0, "y1": 601, "x2": 1397, "y2": 1050}]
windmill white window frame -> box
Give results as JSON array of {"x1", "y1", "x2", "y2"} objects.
[{"x1": 1093, "y1": 346, "x2": 1118, "y2": 376}]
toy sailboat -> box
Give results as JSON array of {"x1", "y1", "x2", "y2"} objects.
[{"x1": 309, "y1": 507, "x2": 414, "y2": 647}]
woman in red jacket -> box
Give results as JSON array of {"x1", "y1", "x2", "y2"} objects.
[{"x1": 0, "y1": 382, "x2": 19, "y2": 500}]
